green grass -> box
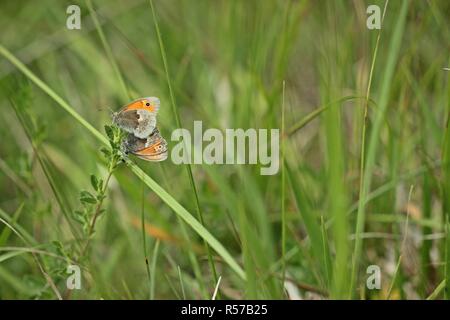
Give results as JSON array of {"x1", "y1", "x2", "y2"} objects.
[
  {"x1": 0, "y1": 43, "x2": 245, "y2": 285},
  {"x1": 149, "y1": 0, "x2": 219, "y2": 289},
  {"x1": 351, "y1": 0, "x2": 409, "y2": 296},
  {"x1": 0, "y1": 0, "x2": 449, "y2": 300}
]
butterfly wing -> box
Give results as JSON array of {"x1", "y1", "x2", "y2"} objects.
[
  {"x1": 113, "y1": 109, "x2": 156, "y2": 139},
  {"x1": 124, "y1": 129, "x2": 168, "y2": 162},
  {"x1": 133, "y1": 138, "x2": 168, "y2": 161},
  {"x1": 134, "y1": 148, "x2": 168, "y2": 161},
  {"x1": 122, "y1": 97, "x2": 160, "y2": 114},
  {"x1": 122, "y1": 133, "x2": 147, "y2": 153},
  {"x1": 112, "y1": 97, "x2": 160, "y2": 139}
]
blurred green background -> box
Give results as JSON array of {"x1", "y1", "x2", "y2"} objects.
[{"x1": 0, "y1": 0, "x2": 449, "y2": 299}]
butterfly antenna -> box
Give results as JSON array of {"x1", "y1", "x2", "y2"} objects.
[{"x1": 96, "y1": 106, "x2": 116, "y2": 114}]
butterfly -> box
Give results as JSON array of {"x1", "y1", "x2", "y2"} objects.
[
  {"x1": 122, "y1": 128, "x2": 168, "y2": 161},
  {"x1": 112, "y1": 97, "x2": 168, "y2": 162}
]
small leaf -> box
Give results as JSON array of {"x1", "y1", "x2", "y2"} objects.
[
  {"x1": 104, "y1": 125, "x2": 113, "y2": 140},
  {"x1": 80, "y1": 190, "x2": 97, "y2": 204},
  {"x1": 52, "y1": 240, "x2": 63, "y2": 250},
  {"x1": 97, "y1": 178, "x2": 104, "y2": 191},
  {"x1": 72, "y1": 210, "x2": 86, "y2": 224},
  {"x1": 52, "y1": 241, "x2": 69, "y2": 258},
  {"x1": 80, "y1": 197, "x2": 97, "y2": 204},
  {"x1": 90, "y1": 174, "x2": 99, "y2": 191},
  {"x1": 100, "y1": 147, "x2": 111, "y2": 158},
  {"x1": 80, "y1": 190, "x2": 95, "y2": 199}
]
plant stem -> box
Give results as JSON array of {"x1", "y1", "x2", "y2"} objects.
[{"x1": 78, "y1": 169, "x2": 114, "y2": 260}]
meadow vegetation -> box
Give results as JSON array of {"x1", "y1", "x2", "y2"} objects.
[{"x1": 0, "y1": 0, "x2": 449, "y2": 299}]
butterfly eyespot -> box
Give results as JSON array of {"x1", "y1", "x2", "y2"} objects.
[{"x1": 145, "y1": 103, "x2": 150, "y2": 106}]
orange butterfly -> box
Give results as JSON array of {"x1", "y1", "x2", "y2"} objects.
[{"x1": 112, "y1": 97, "x2": 168, "y2": 162}]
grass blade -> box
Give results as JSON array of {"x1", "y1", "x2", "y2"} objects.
[
  {"x1": 0, "y1": 203, "x2": 24, "y2": 247},
  {"x1": 150, "y1": 240, "x2": 160, "y2": 300},
  {"x1": 427, "y1": 280, "x2": 445, "y2": 300},
  {"x1": 350, "y1": 0, "x2": 409, "y2": 296},
  {"x1": 286, "y1": 162, "x2": 331, "y2": 287},
  {"x1": 280, "y1": 81, "x2": 287, "y2": 287},
  {"x1": 85, "y1": 0, "x2": 130, "y2": 101},
  {"x1": 148, "y1": 0, "x2": 219, "y2": 286},
  {"x1": 140, "y1": 183, "x2": 152, "y2": 299},
  {"x1": 288, "y1": 96, "x2": 375, "y2": 136},
  {"x1": 442, "y1": 55, "x2": 450, "y2": 299}
]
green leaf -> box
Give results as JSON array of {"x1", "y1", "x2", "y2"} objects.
[
  {"x1": 100, "y1": 147, "x2": 111, "y2": 158},
  {"x1": 80, "y1": 191, "x2": 97, "y2": 204},
  {"x1": 90, "y1": 174, "x2": 99, "y2": 191},
  {"x1": 98, "y1": 178, "x2": 104, "y2": 191},
  {"x1": 80, "y1": 197, "x2": 97, "y2": 205},
  {"x1": 0, "y1": 203, "x2": 24, "y2": 246},
  {"x1": 104, "y1": 125, "x2": 114, "y2": 141}
]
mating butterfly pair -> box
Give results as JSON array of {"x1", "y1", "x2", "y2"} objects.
[{"x1": 112, "y1": 97, "x2": 168, "y2": 161}]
